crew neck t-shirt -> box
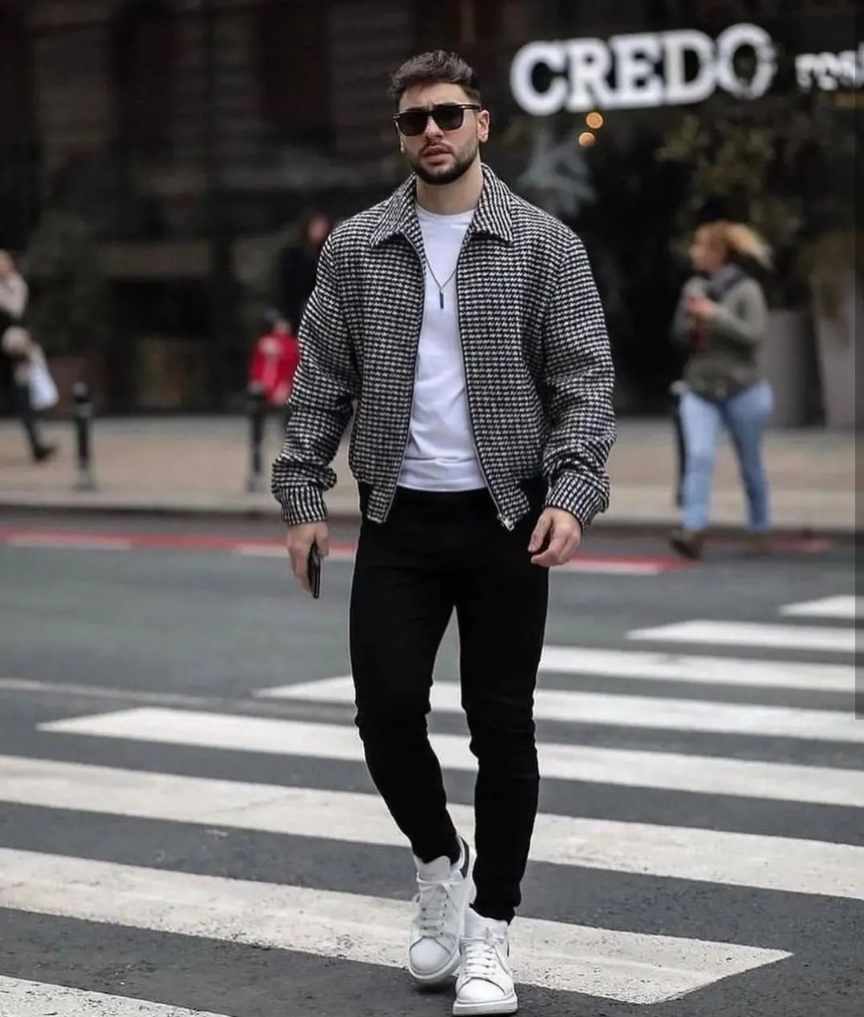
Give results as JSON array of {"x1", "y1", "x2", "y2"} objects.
[{"x1": 397, "y1": 205, "x2": 486, "y2": 491}]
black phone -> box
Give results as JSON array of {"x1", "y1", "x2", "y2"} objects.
[{"x1": 307, "y1": 543, "x2": 321, "y2": 599}]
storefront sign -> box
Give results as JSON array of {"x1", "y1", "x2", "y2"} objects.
[{"x1": 511, "y1": 23, "x2": 861, "y2": 114}]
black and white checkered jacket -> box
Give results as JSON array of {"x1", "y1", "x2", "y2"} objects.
[{"x1": 272, "y1": 164, "x2": 615, "y2": 531}]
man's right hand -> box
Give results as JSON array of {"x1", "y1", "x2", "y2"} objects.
[{"x1": 286, "y1": 521, "x2": 330, "y2": 593}]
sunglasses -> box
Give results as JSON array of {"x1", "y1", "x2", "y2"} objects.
[{"x1": 393, "y1": 103, "x2": 482, "y2": 137}]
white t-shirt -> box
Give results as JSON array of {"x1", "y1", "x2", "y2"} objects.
[{"x1": 398, "y1": 205, "x2": 486, "y2": 491}]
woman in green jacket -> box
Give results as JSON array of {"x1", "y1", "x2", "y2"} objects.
[{"x1": 669, "y1": 221, "x2": 773, "y2": 559}]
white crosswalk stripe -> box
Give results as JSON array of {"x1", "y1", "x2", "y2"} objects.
[
  {"x1": 257, "y1": 648, "x2": 853, "y2": 693},
  {"x1": 2, "y1": 592, "x2": 861, "y2": 1010},
  {"x1": 255, "y1": 676, "x2": 862, "y2": 741},
  {"x1": 629, "y1": 620, "x2": 855, "y2": 653},
  {"x1": 0, "y1": 976, "x2": 233, "y2": 1017},
  {"x1": 2, "y1": 755, "x2": 862, "y2": 899},
  {"x1": 0, "y1": 848, "x2": 790, "y2": 1005},
  {"x1": 780, "y1": 595, "x2": 859, "y2": 620},
  {"x1": 37, "y1": 707, "x2": 864, "y2": 806}
]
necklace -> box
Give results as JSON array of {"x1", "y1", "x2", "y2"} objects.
[{"x1": 424, "y1": 257, "x2": 458, "y2": 309}]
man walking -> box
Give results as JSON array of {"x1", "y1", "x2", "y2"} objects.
[{"x1": 273, "y1": 50, "x2": 614, "y2": 1016}]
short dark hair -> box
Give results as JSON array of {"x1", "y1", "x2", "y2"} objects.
[{"x1": 389, "y1": 50, "x2": 481, "y2": 106}]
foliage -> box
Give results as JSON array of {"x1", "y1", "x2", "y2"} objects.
[
  {"x1": 23, "y1": 211, "x2": 110, "y2": 356},
  {"x1": 656, "y1": 92, "x2": 857, "y2": 305},
  {"x1": 800, "y1": 230, "x2": 861, "y2": 327}
]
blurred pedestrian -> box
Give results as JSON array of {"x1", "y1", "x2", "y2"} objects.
[
  {"x1": 248, "y1": 310, "x2": 300, "y2": 410},
  {"x1": 278, "y1": 211, "x2": 332, "y2": 330},
  {"x1": 0, "y1": 250, "x2": 57, "y2": 463},
  {"x1": 669, "y1": 221, "x2": 773, "y2": 559},
  {"x1": 273, "y1": 50, "x2": 614, "y2": 1016}
]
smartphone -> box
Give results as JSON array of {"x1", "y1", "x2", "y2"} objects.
[{"x1": 307, "y1": 543, "x2": 321, "y2": 599}]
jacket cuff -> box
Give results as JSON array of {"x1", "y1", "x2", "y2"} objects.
[
  {"x1": 277, "y1": 485, "x2": 328, "y2": 526},
  {"x1": 546, "y1": 471, "x2": 609, "y2": 528}
]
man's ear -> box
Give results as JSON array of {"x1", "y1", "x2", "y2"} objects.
[{"x1": 478, "y1": 109, "x2": 490, "y2": 143}]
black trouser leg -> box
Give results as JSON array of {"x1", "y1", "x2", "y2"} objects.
[
  {"x1": 13, "y1": 381, "x2": 42, "y2": 459},
  {"x1": 350, "y1": 496, "x2": 458, "y2": 864},
  {"x1": 349, "y1": 485, "x2": 548, "y2": 919},
  {"x1": 456, "y1": 503, "x2": 548, "y2": 923}
]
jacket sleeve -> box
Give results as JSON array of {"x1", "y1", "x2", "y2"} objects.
[
  {"x1": 541, "y1": 238, "x2": 616, "y2": 526},
  {"x1": 706, "y1": 278, "x2": 767, "y2": 347},
  {"x1": 271, "y1": 235, "x2": 358, "y2": 525}
]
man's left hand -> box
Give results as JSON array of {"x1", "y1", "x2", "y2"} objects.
[{"x1": 528, "y1": 508, "x2": 583, "y2": 567}]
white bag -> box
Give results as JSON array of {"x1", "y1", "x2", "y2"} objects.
[{"x1": 29, "y1": 358, "x2": 59, "y2": 411}]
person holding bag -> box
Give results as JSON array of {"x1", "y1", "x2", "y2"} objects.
[
  {"x1": 0, "y1": 250, "x2": 57, "y2": 463},
  {"x1": 668, "y1": 221, "x2": 774, "y2": 559}
]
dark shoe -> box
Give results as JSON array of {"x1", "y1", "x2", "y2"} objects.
[
  {"x1": 669, "y1": 528, "x2": 704, "y2": 560},
  {"x1": 33, "y1": 444, "x2": 57, "y2": 463}
]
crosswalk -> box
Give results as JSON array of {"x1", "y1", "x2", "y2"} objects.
[{"x1": 0, "y1": 591, "x2": 860, "y2": 1014}]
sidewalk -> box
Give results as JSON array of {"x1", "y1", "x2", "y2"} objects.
[{"x1": 0, "y1": 415, "x2": 855, "y2": 534}]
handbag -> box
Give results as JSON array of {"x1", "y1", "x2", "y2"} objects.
[{"x1": 29, "y1": 357, "x2": 59, "y2": 411}]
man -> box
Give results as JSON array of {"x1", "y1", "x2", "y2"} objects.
[{"x1": 273, "y1": 50, "x2": 614, "y2": 1016}]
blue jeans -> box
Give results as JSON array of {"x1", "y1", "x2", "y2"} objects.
[{"x1": 680, "y1": 381, "x2": 773, "y2": 532}]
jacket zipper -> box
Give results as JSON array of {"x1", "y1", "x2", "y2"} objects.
[
  {"x1": 454, "y1": 236, "x2": 514, "y2": 531},
  {"x1": 384, "y1": 241, "x2": 425, "y2": 520}
]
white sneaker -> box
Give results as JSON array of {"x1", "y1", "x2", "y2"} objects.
[
  {"x1": 408, "y1": 835, "x2": 473, "y2": 986},
  {"x1": 453, "y1": 908, "x2": 518, "y2": 1015}
]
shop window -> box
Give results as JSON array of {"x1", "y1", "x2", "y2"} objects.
[{"x1": 111, "y1": 0, "x2": 176, "y2": 160}]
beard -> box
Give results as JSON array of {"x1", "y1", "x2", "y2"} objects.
[{"x1": 408, "y1": 138, "x2": 479, "y2": 185}]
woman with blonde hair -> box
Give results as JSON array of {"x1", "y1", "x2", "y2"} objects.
[{"x1": 669, "y1": 221, "x2": 773, "y2": 559}]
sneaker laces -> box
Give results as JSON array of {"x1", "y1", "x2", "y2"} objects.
[
  {"x1": 413, "y1": 879, "x2": 451, "y2": 937},
  {"x1": 460, "y1": 928, "x2": 504, "y2": 982}
]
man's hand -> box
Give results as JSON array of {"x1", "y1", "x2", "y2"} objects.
[
  {"x1": 286, "y1": 521, "x2": 330, "y2": 592},
  {"x1": 528, "y1": 508, "x2": 583, "y2": 567}
]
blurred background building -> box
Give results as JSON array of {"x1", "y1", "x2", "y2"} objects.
[{"x1": 0, "y1": 0, "x2": 859, "y2": 423}]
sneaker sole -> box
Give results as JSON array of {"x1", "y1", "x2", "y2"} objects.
[
  {"x1": 408, "y1": 837, "x2": 475, "y2": 988},
  {"x1": 408, "y1": 946, "x2": 462, "y2": 987},
  {"x1": 452, "y1": 991, "x2": 519, "y2": 1015}
]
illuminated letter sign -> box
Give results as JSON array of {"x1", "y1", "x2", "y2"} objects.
[
  {"x1": 509, "y1": 42, "x2": 569, "y2": 115},
  {"x1": 510, "y1": 23, "x2": 778, "y2": 114}
]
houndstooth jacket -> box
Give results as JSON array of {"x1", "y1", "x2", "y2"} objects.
[{"x1": 272, "y1": 164, "x2": 615, "y2": 531}]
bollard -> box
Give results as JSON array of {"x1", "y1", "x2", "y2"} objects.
[
  {"x1": 669, "y1": 380, "x2": 687, "y2": 508},
  {"x1": 72, "y1": 381, "x2": 97, "y2": 491},
  {"x1": 246, "y1": 382, "x2": 266, "y2": 492}
]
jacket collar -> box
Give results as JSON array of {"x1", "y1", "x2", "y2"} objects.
[{"x1": 369, "y1": 163, "x2": 514, "y2": 248}]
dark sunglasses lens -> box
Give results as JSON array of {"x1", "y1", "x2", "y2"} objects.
[
  {"x1": 431, "y1": 105, "x2": 464, "y2": 131},
  {"x1": 397, "y1": 112, "x2": 428, "y2": 136}
]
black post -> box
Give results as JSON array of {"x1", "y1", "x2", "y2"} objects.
[
  {"x1": 72, "y1": 381, "x2": 96, "y2": 490},
  {"x1": 670, "y1": 380, "x2": 687, "y2": 508},
  {"x1": 247, "y1": 382, "x2": 265, "y2": 492}
]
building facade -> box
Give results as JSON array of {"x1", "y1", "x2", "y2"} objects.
[{"x1": 1, "y1": 0, "x2": 859, "y2": 419}]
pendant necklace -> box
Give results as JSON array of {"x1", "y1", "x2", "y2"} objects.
[{"x1": 424, "y1": 257, "x2": 458, "y2": 309}]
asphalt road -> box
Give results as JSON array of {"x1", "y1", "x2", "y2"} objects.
[{"x1": 0, "y1": 512, "x2": 860, "y2": 1017}]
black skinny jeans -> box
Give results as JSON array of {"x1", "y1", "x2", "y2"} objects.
[{"x1": 349, "y1": 482, "x2": 549, "y2": 923}]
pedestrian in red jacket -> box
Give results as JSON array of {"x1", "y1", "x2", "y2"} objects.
[{"x1": 248, "y1": 312, "x2": 299, "y2": 407}]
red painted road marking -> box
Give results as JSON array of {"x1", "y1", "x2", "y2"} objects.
[{"x1": 0, "y1": 527, "x2": 697, "y2": 574}]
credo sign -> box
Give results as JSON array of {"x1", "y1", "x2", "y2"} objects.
[{"x1": 511, "y1": 23, "x2": 780, "y2": 114}]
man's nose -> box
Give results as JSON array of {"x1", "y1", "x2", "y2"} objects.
[{"x1": 423, "y1": 116, "x2": 444, "y2": 141}]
